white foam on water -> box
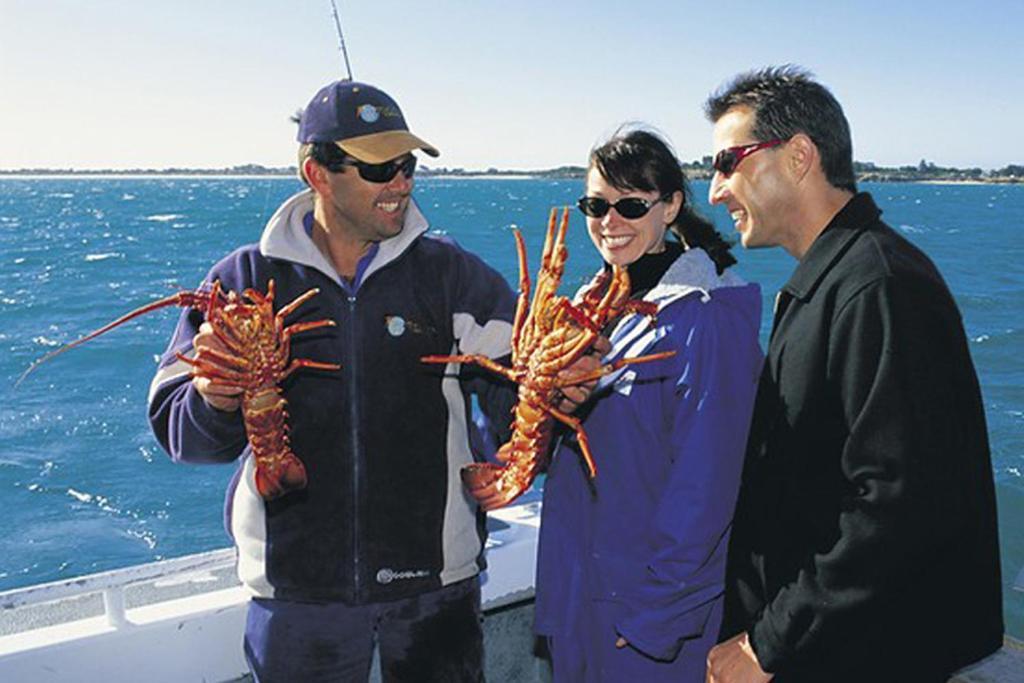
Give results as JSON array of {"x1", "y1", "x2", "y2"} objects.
[
  {"x1": 84, "y1": 252, "x2": 122, "y2": 262},
  {"x1": 66, "y1": 488, "x2": 92, "y2": 503},
  {"x1": 32, "y1": 335, "x2": 61, "y2": 347},
  {"x1": 144, "y1": 213, "x2": 184, "y2": 222}
]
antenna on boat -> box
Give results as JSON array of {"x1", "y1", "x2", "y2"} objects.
[{"x1": 329, "y1": 0, "x2": 354, "y2": 80}]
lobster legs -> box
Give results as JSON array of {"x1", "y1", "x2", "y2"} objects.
[
  {"x1": 423, "y1": 207, "x2": 676, "y2": 510},
  {"x1": 176, "y1": 280, "x2": 340, "y2": 500},
  {"x1": 19, "y1": 278, "x2": 340, "y2": 501}
]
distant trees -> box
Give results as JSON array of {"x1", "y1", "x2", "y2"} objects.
[
  {"x1": 993, "y1": 165, "x2": 1024, "y2": 178},
  {"x1": 0, "y1": 160, "x2": 1020, "y2": 183}
]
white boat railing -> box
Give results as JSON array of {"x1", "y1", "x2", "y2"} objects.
[
  {"x1": 0, "y1": 502, "x2": 542, "y2": 683},
  {"x1": 0, "y1": 548, "x2": 237, "y2": 618}
]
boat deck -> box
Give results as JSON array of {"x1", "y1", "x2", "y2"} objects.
[{"x1": 2, "y1": 495, "x2": 1021, "y2": 682}]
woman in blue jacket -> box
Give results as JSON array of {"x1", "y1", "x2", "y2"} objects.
[{"x1": 534, "y1": 128, "x2": 763, "y2": 682}]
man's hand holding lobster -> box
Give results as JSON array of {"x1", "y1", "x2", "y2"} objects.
[{"x1": 191, "y1": 321, "x2": 245, "y2": 413}]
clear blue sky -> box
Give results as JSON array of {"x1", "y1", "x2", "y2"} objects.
[{"x1": 2, "y1": 0, "x2": 1021, "y2": 171}]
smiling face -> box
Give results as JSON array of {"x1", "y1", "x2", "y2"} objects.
[
  {"x1": 708, "y1": 106, "x2": 796, "y2": 252},
  {"x1": 322, "y1": 153, "x2": 415, "y2": 245},
  {"x1": 584, "y1": 166, "x2": 681, "y2": 267}
]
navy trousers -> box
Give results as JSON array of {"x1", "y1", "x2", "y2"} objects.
[{"x1": 244, "y1": 576, "x2": 484, "y2": 682}]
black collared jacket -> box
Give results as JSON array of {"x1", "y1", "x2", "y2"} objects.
[{"x1": 722, "y1": 193, "x2": 1003, "y2": 682}]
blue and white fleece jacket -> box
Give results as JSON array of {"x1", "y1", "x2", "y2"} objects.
[{"x1": 148, "y1": 189, "x2": 516, "y2": 604}]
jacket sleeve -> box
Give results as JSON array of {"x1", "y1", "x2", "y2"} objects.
[
  {"x1": 616, "y1": 298, "x2": 761, "y2": 660},
  {"x1": 748, "y1": 277, "x2": 976, "y2": 671},
  {"x1": 147, "y1": 261, "x2": 250, "y2": 464},
  {"x1": 450, "y1": 247, "x2": 518, "y2": 444}
]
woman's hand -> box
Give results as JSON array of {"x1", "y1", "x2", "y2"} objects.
[{"x1": 554, "y1": 335, "x2": 612, "y2": 413}]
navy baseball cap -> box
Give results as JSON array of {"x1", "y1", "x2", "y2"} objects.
[{"x1": 297, "y1": 80, "x2": 439, "y2": 163}]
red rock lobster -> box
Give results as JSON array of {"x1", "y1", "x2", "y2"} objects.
[
  {"x1": 422, "y1": 208, "x2": 675, "y2": 511},
  {"x1": 17, "y1": 280, "x2": 340, "y2": 501}
]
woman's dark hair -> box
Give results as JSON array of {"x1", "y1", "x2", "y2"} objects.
[{"x1": 589, "y1": 127, "x2": 736, "y2": 273}]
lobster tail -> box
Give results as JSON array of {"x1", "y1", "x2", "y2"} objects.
[
  {"x1": 254, "y1": 455, "x2": 308, "y2": 501},
  {"x1": 461, "y1": 461, "x2": 535, "y2": 512}
]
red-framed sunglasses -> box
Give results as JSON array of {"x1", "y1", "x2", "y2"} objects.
[{"x1": 712, "y1": 139, "x2": 784, "y2": 177}]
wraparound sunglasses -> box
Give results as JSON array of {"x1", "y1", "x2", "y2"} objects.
[
  {"x1": 325, "y1": 155, "x2": 417, "y2": 183},
  {"x1": 576, "y1": 193, "x2": 673, "y2": 220},
  {"x1": 712, "y1": 139, "x2": 784, "y2": 177}
]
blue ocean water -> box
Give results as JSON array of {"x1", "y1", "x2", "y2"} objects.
[{"x1": 1, "y1": 177, "x2": 1021, "y2": 636}]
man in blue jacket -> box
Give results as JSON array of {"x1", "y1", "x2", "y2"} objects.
[
  {"x1": 149, "y1": 80, "x2": 517, "y2": 681},
  {"x1": 704, "y1": 66, "x2": 1002, "y2": 682}
]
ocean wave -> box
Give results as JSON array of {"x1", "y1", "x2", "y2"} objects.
[
  {"x1": 84, "y1": 252, "x2": 122, "y2": 262},
  {"x1": 31, "y1": 335, "x2": 62, "y2": 347},
  {"x1": 127, "y1": 528, "x2": 158, "y2": 550},
  {"x1": 144, "y1": 213, "x2": 184, "y2": 222},
  {"x1": 66, "y1": 487, "x2": 92, "y2": 503}
]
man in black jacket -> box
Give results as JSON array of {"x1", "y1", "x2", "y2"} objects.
[{"x1": 703, "y1": 66, "x2": 1002, "y2": 683}]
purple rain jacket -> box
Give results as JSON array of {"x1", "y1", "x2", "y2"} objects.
[{"x1": 534, "y1": 247, "x2": 762, "y2": 681}]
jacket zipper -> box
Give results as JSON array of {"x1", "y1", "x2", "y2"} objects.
[{"x1": 347, "y1": 292, "x2": 362, "y2": 601}]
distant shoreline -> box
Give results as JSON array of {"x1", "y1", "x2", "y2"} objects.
[
  {"x1": 0, "y1": 173, "x2": 294, "y2": 180},
  {"x1": 0, "y1": 165, "x2": 1020, "y2": 184}
]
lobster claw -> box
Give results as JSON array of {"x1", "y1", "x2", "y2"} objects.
[{"x1": 254, "y1": 453, "x2": 308, "y2": 501}]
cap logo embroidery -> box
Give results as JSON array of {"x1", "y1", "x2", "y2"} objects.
[{"x1": 357, "y1": 104, "x2": 380, "y2": 123}]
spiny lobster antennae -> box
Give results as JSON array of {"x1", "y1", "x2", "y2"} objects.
[{"x1": 15, "y1": 288, "x2": 219, "y2": 388}]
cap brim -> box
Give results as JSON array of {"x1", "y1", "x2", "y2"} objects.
[{"x1": 336, "y1": 130, "x2": 440, "y2": 164}]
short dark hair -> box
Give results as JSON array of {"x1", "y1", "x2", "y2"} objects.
[
  {"x1": 293, "y1": 109, "x2": 353, "y2": 186},
  {"x1": 704, "y1": 65, "x2": 857, "y2": 193},
  {"x1": 590, "y1": 126, "x2": 736, "y2": 274},
  {"x1": 296, "y1": 142, "x2": 351, "y2": 186}
]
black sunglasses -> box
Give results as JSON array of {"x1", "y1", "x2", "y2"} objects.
[
  {"x1": 712, "y1": 140, "x2": 784, "y2": 177},
  {"x1": 577, "y1": 193, "x2": 672, "y2": 220},
  {"x1": 323, "y1": 154, "x2": 417, "y2": 183}
]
